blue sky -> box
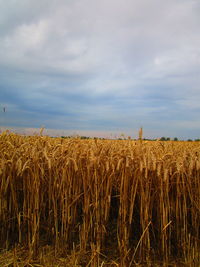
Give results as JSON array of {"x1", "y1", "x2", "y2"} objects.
[{"x1": 0, "y1": 0, "x2": 200, "y2": 139}]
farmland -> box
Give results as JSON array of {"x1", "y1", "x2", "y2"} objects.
[{"x1": 0, "y1": 131, "x2": 200, "y2": 266}]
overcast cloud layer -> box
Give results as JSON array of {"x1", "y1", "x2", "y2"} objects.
[{"x1": 0, "y1": 0, "x2": 200, "y2": 139}]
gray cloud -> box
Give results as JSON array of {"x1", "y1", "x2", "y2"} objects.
[{"x1": 0, "y1": 0, "x2": 200, "y2": 139}]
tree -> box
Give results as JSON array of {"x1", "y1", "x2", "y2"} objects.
[{"x1": 160, "y1": 137, "x2": 170, "y2": 141}]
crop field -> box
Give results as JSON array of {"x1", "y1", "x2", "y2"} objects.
[{"x1": 0, "y1": 131, "x2": 200, "y2": 266}]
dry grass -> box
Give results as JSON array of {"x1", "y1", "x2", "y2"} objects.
[{"x1": 0, "y1": 131, "x2": 200, "y2": 266}]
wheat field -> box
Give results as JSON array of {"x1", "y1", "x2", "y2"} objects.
[{"x1": 0, "y1": 131, "x2": 200, "y2": 266}]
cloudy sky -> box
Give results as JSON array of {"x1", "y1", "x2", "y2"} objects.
[{"x1": 0, "y1": 0, "x2": 200, "y2": 139}]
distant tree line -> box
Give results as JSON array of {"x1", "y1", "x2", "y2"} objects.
[
  {"x1": 159, "y1": 137, "x2": 200, "y2": 142},
  {"x1": 60, "y1": 135, "x2": 200, "y2": 142},
  {"x1": 61, "y1": 136, "x2": 105, "y2": 140}
]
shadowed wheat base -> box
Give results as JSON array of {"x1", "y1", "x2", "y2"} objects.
[{"x1": 0, "y1": 132, "x2": 200, "y2": 266}]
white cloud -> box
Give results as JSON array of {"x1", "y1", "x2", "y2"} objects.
[
  {"x1": 1, "y1": 0, "x2": 200, "y2": 79},
  {"x1": 0, "y1": 0, "x2": 200, "y2": 138}
]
